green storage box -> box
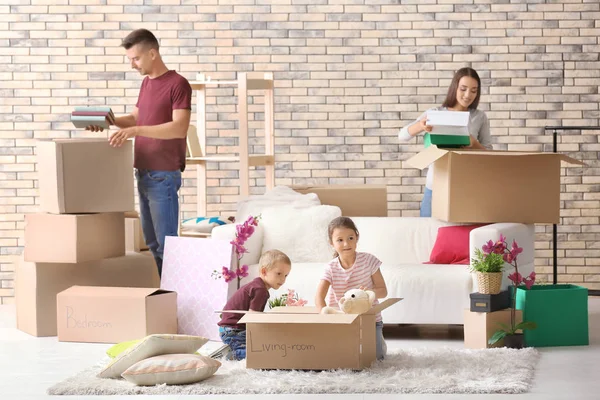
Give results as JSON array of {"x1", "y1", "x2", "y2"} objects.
[
  {"x1": 424, "y1": 132, "x2": 471, "y2": 148},
  {"x1": 515, "y1": 284, "x2": 589, "y2": 347}
]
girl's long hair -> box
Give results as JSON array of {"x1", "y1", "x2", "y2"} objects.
[{"x1": 442, "y1": 67, "x2": 481, "y2": 110}]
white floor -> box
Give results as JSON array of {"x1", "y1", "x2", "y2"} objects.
[{"x1": 1, "y1": 299, "x2": 599, "y2": 400}]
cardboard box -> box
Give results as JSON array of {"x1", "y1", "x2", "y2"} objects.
[
  {"x1": 24, "y1": 212, "x2": 125, "y2": 263},
  {"x1": 126, "y1": 216, "x2": 148, "y2": 252},
  {"x1": 37, "y1": 138, "x2": 134, "y2": 214},
  {"x1": 239, "y1": 299, "x2": 401, "y2": 370},
  {"x1": 292, "y1": 185, "x2": 387, "y2": 217},
  {"x1": 406, "y1": 147, "x2": 584, "y2": 224},
  {"x1": 161, "y1": 236, "x2": 238, "y2": 341},
  {"x1": 57, "y1": 286, "x2": 177, "y2": 344},
  {"x1": 463, "y1": 309, "x2": 523, "y2": 349},
  {"x1": 16, "y1": 253, "x2": 159, "y2": 337}
]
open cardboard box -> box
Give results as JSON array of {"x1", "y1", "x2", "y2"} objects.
[
  {"x1": 232, "y1": 298, "x2": 401, "y2": 370},
  {"x1": 407, "y1": 147, "x2": 585, "y2": 224},
  {"x1": 57, "y1": 286, "x2": 177, "y2": 344}
]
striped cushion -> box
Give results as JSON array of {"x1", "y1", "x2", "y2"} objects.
[
  {"x1": 97, "y1": 334, "x2": 209, "y2": 379},
  {"x1": 122, "y1": 354, "x2": 221, "y2": 386}
]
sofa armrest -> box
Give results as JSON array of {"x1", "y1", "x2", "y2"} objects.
[
  {"x1": 470, "y1": 223, "x2": 535, "y2": 291},
  {"x1": 211, "y1": 223, "x2": 264, "y2": 266}
]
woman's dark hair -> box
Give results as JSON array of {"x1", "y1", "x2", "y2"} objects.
[
  {"x1": 442, "y1": 67, "x2": 481, "y2": 110},
  {"x1": 121, "y1": 29, "x2": 159, "y2": 51},
  {"x1": 328, "y1": 217, "x2": 359, "y2": 258}
]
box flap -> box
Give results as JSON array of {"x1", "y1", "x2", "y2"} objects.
[
  {"x1": 58, "y1": 286, "x2": 164, "y2": 298},
  {"x1": 405, "y1": 146, "x2": 450, "y2": 169},
  {"x1": 407, "y1": 147, "x2": 586, "y2": 170},
  {"x1": 239, "y1": 312, "x2": 359, "y2": 325},
  {"x1": 365, "y1": 298, "x2": 402, "y2": 315},
  {"x1": 267, "y1": 306, "x2": 320, "y2": 314}
]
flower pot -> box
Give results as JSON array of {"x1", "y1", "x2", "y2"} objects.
[
  {"x1": 503, "y1": 333, "x2": 524, "y2": 349},
  {"x1": 476, "y1": 272, "x2": 503, "y2": 295},
  {"x1": 515, "y1": 284, "x2": 589, "y2": 347}
]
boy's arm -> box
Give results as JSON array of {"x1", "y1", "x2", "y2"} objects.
[
  {"x1": 370, "y1": 269, "x2": 388, "y2": 299},
  {"x1": 315, "y1": 280, "x2": 330, "y2": 311},
  {"x1": 248, "y1": 288, "x2": 270, "y2": 312}
]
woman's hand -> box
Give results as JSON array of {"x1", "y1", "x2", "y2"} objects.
[
  {"x1": 418, "y1": 117, "x2": 433, "y2": 133},
  {"x1": 464, "y1": 135, "x2": 484, "y2": 149}
]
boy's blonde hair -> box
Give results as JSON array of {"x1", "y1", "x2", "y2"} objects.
[{"x1": 259, "y1": 249, "x2": 291, "y2": 271}]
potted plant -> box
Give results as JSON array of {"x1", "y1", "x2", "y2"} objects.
[
  {"x1": 485, "y1": 235, "x2": 537, "y2": 348},
  {"x1": 470, "y1": 247, "x2": 505, "y2": 295}
]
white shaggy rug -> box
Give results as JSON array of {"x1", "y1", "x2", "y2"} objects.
[{"x1": 47, "y1": 347, "x2": 540, "y2": 395}]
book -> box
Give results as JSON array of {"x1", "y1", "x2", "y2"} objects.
[{"x1": 71, "y1": 106, "x2": 115, "y2": 129}]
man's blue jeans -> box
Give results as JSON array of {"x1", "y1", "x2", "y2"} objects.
[
  {"x1": 136, "y1": 169, "x2": 181, "y2": 278},
  {"x1": 420, "y1": 187, "x2": 433, "y2": 217}
]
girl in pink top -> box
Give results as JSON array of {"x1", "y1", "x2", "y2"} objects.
[{"x1": 315, "y1": 216, "x2": 389, "y2": 360}]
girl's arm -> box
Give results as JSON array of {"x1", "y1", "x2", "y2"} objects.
[
  {"x1": 466, "y1": 112, "x2": 493, "y2": 150},
  {"x1": 371, "y1": 269, "x2": 388, "y2": 299},
  {"x1": 398, "y1": 110, "x2": 430, "y2": 142},
  {"x1": 315, "y1": 280, "x2": 330, "y2": 310}
]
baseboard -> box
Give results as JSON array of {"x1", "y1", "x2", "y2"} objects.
[{"x1": 589, "y1": 290, "x2": 600, "y2": 297}]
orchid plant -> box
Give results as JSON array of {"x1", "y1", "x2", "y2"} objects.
[
  {"x1": 211, "y1": 215, "x2": 260, "y2": 290},
  {"x1": 268, "y1": 289, "x2": 308, "y2": 309},
  {"x1": 484, "y1": 234, "x2": 538, "y2": 346}
]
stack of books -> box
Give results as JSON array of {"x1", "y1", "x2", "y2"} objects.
[{"x1": 71, "y1": 106, "x2": 115, "y2": 129}]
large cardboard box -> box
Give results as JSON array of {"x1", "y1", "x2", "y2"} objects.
[
  {"x1": 57, "y1": 286, "x2": 177, "y2": 344},
  {"x1": 37, "y1": 138, "x2": 134, "y2": 214},
  {"x1": 292, "y1": 185, "x2": 387, "y2": 217},
  {"x1": 24, "y1": 212, "x2": 125, "y2": 263},
  {"x1": 239, "y1": 299, "x2": 401, "y2": 370},
  {"x1": 463, "y1": 309, "x2": 523, "y2": 349},
  {"x1": 16, "y1": 253, "x2": 159, "y2": 337},
  {"x1": 406, "y1": 147, "x2": 584, "y2": 224}
]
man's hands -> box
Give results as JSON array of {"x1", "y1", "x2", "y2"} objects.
[
  {"x1": 109, "y1": 126, "x2": 138, "y2": 147},
  {"x1": 85, "y1": 125, "x2": 105, "y2": 132}
]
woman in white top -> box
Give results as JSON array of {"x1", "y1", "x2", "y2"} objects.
[{"x1": 398, "y1": 67, "x2": 493, "y2": 217}]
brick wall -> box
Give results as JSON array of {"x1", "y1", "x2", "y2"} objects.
[{"x1": 1, "y1": 0, "x2": 599, "y2": 303}]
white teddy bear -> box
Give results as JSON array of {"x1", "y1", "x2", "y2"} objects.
[{"x1": 321, "y1": 288, "x2": 376, "y2": 315}]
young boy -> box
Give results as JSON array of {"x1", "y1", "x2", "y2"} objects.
[{"x1": 217, "y1": 249, "x2": 292, "y2": 360}]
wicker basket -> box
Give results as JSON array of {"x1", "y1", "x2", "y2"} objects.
[{"x1": 476, "y1": 272, "x2": 503, "y2": 295}]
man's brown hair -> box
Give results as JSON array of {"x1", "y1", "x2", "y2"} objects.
[{"x1": 121, "y1": 29, "x2": 159, "y2": 51}]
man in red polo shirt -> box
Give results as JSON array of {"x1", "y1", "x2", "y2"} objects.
[{"x1": 87, "y1": 29, "x2": 192, "y2": 278}]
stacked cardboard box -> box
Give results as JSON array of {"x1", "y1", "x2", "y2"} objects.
[
  {"x1": 406, "y1": 146, "x2": 584, "y2": 349},
  {"x1": 16, "y1": 139, "x2": 170, "y2": 342}
]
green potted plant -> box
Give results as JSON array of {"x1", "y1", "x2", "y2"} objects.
[
  {"x1": 485, "y1": 235, "x2": 537, "y2": 348},
  {"x1": 470, "y1": 247, "x2": 505, "y2": 295}
]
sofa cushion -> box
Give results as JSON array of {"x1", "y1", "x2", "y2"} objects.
[
  {"x1": 353, "y1": 217, "x2": 456, "y2": 264},
  {"x1": 260, "y1": 205, "x2": 342, "y2": 263},
  {"x1": 428, "y1": 224, "x2": 485, "y2": 265}
]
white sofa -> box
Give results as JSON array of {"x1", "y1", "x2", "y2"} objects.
[{"x1": 212, "y1": 215, "x2": 534, "y2": 325}]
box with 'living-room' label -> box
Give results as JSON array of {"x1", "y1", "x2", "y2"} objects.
[
  {"x1": 238, "y1": 298, "x2": 401, "y2": 370},
  {"x1": 56, "y1": 286, "x2": 177, "y2": 344}
]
